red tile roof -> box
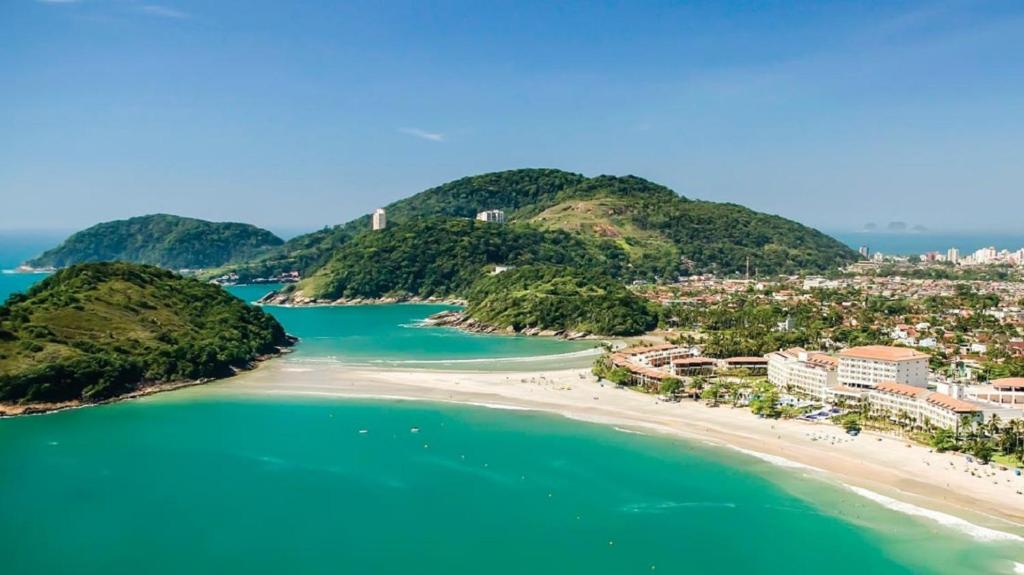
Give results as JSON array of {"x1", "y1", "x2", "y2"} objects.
[
  {"x1": 839, "y1": 345, "x2": 929, "y2": 362},
  {"x1": 925, "y1": 393, "x2": 980, "y2": 413},
  {"x1": 873, "y1": 381, "x2": 929, "y2": 398},
  {"x1": 671, "y1": 357, "x2": 717, "y2": 366},
  {"x1": 991, "y1": 377, "x2": 1024, "y2": 391}
]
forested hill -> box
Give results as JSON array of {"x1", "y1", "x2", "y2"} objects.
[
  {"x1": 26, "y1": 214, "x2": 283, "y2": 270},
  {"x1": 0, "y1": 262, "x2": 293, "y2": 410},
  {"x1": 225, "y1": 168, "x2": 856, "y2": 282}
]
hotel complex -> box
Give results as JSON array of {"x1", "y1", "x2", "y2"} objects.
[
  {"x1": 613, "y1": 343, "x2": 987, "y2": 431},
  {"x1": 836, "y1": 345, "x2": 929, "y2": 389}
]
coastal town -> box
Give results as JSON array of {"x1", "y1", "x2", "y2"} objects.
[{"x1": 587, "y1": 259, "x2": 1024, "y2": 473}]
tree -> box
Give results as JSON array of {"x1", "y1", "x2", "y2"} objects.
[
  {"x1": 749, "y1": 382, "x2": 780, "y2": 418},
  {"x1": 607, "y1": 367, "x2": 630, "y2": 386},
  {"x1": 931, "y1": 428, "x2": 957, "y2": 452},
  {"x1": 969, "y1": 438, "x2": 995, "y2": 464},
  {"x1": 659, "y1": 377, "x2": 682, "y2": 396}
]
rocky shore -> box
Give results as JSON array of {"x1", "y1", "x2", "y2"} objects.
[
  {"x1": 422, "y1": 310, "x2": 594, "y2": 340},
  {"x1": 257, "y1": 289, "x2": 465, "y2": 307},
  {"x1": 0, "y1": 344, "x2": 296, "y2": 418}
]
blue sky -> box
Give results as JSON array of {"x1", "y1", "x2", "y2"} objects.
[{"x1": 2, "y1": 0, "x2": 1023, "y2": 234}]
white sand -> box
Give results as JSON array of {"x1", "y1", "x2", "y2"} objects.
[{"x1": 216, "y1": 360, "x2": 1024, "y2": 534}]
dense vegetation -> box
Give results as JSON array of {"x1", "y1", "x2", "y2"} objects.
[
  {"x1": 530, "y1": 175, "x2": 856, "y2": 278},
  {"x1": 224, "y1": 169, "x2": 588, "y2": 280},
  {"x1": 0, "y1": 263, "x2": 292, "y2": 406},
  {"x1": 291, "y1": 218, "x2": 628, "y2": 300},
  {"x1": 222, "y1": 168, "x2": 857, "y2": 282},
  {"x1": 27, "y1": 214, "x2": 283, "y2": 270},
  {"x1": 465, "y1": 266, "x2": 659, "y2": 336}
]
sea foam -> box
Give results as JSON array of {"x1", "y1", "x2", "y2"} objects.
[
  {"x1": 844, "y1": 484, "x2": 1024, "y2": 543},
  {"x1": 728, "y1": 445, "x2": 820, "y2": 471}
]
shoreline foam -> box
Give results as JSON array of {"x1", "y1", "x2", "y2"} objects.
[{"x1": 201, "y1": 359, "x2": 1024, "y2": 542}]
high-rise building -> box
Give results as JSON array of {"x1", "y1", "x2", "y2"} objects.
[
  {"x1": 476, "y1": 209, "x2": 507, "y2": 224},
  {"x1": 947, "y1": 247, "x2": 960, "y2": 264},
  {"x1": 858, "y1": 246, "x2": 869, "y2": 258},
  {"x1": 372, "y1": 208, "x2": 387, "y2": 230},
  {"x1": 837, "y1": 345, "x2": 929, "y2": 389}
]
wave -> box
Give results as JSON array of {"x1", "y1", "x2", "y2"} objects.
[
  {"x1": 1, "y1": 268, "x2": 51, "y2": 274},
  {"x1": 281, "y1": 347, "x2": 600, "y2": 368},
  {"x1": 606, "y1": 425, "x2": 647, "y2": 433},
  {"x1": 727, "y1": 445, "x2": 820, "y2": 471},
  {"x1": 365, "y1": 348, "x2": 602, "y2": 365},
  {"x1": 844, "y1": 484, "x2": 1024, "y2": 543},
  {"x1": 622, "y1": 501, "x2": 737, "y2": 513},
  {"x1": 459, "y1": 401, "x2": 534, "y2": 411}
]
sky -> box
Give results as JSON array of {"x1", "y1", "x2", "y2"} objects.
[{"x1": 2, "y1": 0, "x2": 1023, "y2": 234}]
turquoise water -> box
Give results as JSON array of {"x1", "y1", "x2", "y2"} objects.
[
  {"x1": 1, "y1": 273, "x2": 598, "y2": 370},
  {"x1": 3, "y1": 236, "x2": 1024, "y2": 574},
  {"x1": 2, "y1": 396, "x2": 1021, "y2": 575}
]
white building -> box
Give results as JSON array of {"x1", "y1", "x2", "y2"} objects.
[
  {"x1": 837, "y1": 345, "x2": 929, "y2": 389},
  {"x1": 476, "y1": 209, "x2": 507, "y2": 224},
  {"x1": 869, "y1": 381, "x2": 982, "y2": 430},
  {"x1": 372, "y1": 208, "x2": 387, "y2": 230},
  {"x1": 767, "y1": 348, "x2": 838, "y2": 401},
  {"x1": 947, "y1": 247, "x2": 960, "y2": 264}
]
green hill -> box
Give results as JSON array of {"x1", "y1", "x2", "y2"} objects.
[
  {"x1": 227, "y1": 169, "x2": 586, "y2": 280},
  {"x1": 0, "y1": 262, "x2": 293, "y2": 410},
  {"x1": 26, "y1": 214, "x2": 284, "y2": 270},
  {"x1": 280, "y1": 218, "x2": 626, "y2": 303},
  {"x1": 464, "y1": 265, "x2": 659, "y2": 336},
  {"x1": 229, "y1": 169, "x2": 855, "y2": 283}
]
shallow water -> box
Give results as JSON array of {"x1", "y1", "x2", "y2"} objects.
[{"x1": 2, "y1": 396, "x2": 1022, "y2": 575}]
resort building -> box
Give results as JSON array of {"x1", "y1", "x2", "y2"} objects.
[
  {"x1": 868, "y1": 381, "x2": 983, "y2": 430},
  {"x1": 372, "y1": 208, "x2": 387, "y2": 230},
  {"x1": 723, "y1": 356, "x2": 769, "y2": 375},
  {"x1": 767, "y1": 348, "x2": 838, "y2": 401},
  {"x1": 476, "y1": 209, "x2": 507, "y2": 224},
  {"x1": 966, "y1": 378, "x2": 1024, "y2": 408},
  {"x1": 608, "y1": 344, "x2": 687, "y2": 390},
  {"x1": 837, "y1": 345, "x2": 929, "y2": 389},
  {"x1": 671, "y1": 357, "x2": 717, "y2": 377}
]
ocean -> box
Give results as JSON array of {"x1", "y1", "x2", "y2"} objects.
[
  {"x1": 832, "y1": 231, "x2": 1024, "y2": 256},
  {"x1": 2, "y1": 234, "x2": 1024, "y2": 574}
]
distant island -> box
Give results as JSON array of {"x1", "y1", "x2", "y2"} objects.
[
  {"x1": 250, "y1": 169, "x2": 857, "y2": 335},
  {"x1": 24, "y1": 214, "x2": 283, "y2": 271},
  {"x1": 0, "y1": 262, "x2": 294, "y2": 415}
]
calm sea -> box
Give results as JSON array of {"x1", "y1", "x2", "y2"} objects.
[
  {"x1": 832, "y1": 231, "x2": 1024, "y2": 256},
  {"x1": 2, "y1": 234, "x2": 1024, "y2": 574}
]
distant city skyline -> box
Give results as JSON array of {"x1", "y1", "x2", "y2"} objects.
[{"x1": 3, "y1": 1, "x2": 1024, "y2": 232}]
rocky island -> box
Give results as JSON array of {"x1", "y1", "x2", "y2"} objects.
[{"x1": 0, "y1": 262, "x2": 295, "y2": 415}]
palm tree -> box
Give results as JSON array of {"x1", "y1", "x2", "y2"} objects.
[{"x1": 987, "y1": 413, "x2": 1002, "y2": 440}]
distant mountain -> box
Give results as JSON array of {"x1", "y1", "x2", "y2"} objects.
[
  {"x1": 0, "y1": 262, "x2": 293, "y2": 411},
  {"x1": 25, "y1": 214, "x2": 284, "y2": 270},
  {"x1": 228, "y1": 168, "x2": 857, "y2": 283}
]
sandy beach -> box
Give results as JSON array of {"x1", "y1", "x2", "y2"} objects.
[{"x1": 210, "y1": 359, "x2": 1024, "y2": 538}]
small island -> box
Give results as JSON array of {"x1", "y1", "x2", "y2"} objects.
[
  {"x1": 0, "y1": 262, "x2": 295, "y2": 415},
  {"x1": 24, "y1": 214, "x2": 284, "y2": 271}
]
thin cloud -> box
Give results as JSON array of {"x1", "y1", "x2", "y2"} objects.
[
  {"x1": 137, "y1": 4, "x2": 189, "y2": 19},
  {"x1": 398, "y1": 127, "x2": 445, "y2": 142}
]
